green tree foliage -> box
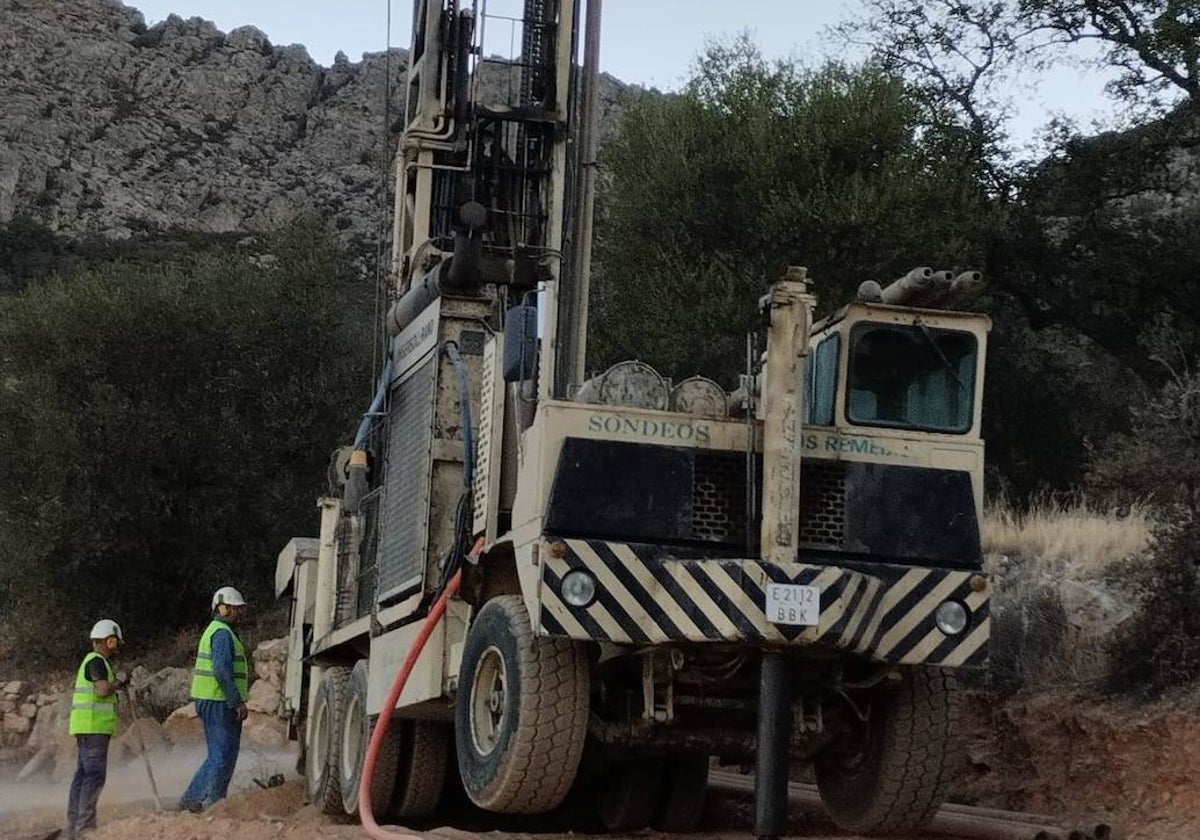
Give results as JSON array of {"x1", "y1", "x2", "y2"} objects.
[
  {"x1": 1087, "y1": 314, "x2": 1200, "y2": 513},
  {"x1": 589, "y1": 38, "x2": 997, "y2": 386},
  {"x1": 0, "y1": 218, "x2": 372, "y2": 666}
]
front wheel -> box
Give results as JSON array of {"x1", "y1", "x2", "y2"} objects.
[
  {"x1": 815, "y1": 666, "x2": 961, "y2": 834},
  {"x1": 455, "y1": 595, "x2": 590, "y2": 813}
]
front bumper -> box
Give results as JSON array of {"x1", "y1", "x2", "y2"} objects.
[{"x1": 538, "y1": 538, "x2": 989, "y2": 668}]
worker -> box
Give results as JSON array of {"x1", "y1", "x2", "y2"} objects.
[
  {"x1": 66, "y1": 619, "x2": 127, "y2": 840},
  {"x1": 179, "y1": 586, "x2": 250, "y2": 812}
]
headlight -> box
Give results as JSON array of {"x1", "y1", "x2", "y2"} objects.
[
  {"x1": 934, "y1": 600, "x2": 969, "y2": 636},
  {"x1": 561, "y1": 570, "x2": 597, "y2": 608}
]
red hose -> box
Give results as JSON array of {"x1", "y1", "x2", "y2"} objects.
[{"x1": 359, "y1": 538, "x2": 483, "y2": 838}]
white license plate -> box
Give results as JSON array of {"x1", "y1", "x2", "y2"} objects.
[{"x1": 765, "y1": 583, "x2": 820, "y2": 627}]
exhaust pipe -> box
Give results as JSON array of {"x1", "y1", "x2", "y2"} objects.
[{"x1": 386, "y1": 201, "x2": 487, "y2": 336}]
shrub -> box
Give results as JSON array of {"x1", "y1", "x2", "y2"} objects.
[{"x1": 0, "y1": 217, "x2": 372, "y2": 668}]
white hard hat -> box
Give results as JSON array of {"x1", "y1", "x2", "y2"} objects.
[
  {"x1": 89, "y1": 619, "x2": 124, "y2": 642},
  {"x1": 212, "y1": 586, "x2": 247, "y2": 610}
]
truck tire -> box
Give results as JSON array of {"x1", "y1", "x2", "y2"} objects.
[
  {"x1": 815, "y1": 666, "x2": 961, "y2": 834},
  {"x1": 597, "y1": 759, "x2": 663, "y2": 831},
  {"x1": 455, "y1": 594, "x2": 589, "y2": 813},
  {"x1": 652, "y1": 755, "x2": 709, "y2": 832},
  {"x1": 391, "y1": 720, "x2": 449, "y2": 820},
  {"x1": 339, "y1": 660, "x2": 401, "y2": 817},
  {"x1": 305, "y1": 665, "x2": 351, "y2": 815}
]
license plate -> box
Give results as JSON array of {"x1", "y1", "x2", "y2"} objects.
[{"x1": 765, "y1": 583, "x2": 819, "y2": 626}]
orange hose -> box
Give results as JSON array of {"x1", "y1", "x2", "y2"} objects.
[{"x1": 358, "y1": 538, "x2": 482, "y2": 838}]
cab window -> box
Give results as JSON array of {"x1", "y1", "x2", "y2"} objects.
[{"x1": 846, "y1": 323, "x2": 976, "y2": 434}]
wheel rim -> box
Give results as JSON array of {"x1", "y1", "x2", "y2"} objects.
[
  {"x1": 341, "y1": 691, "x2": 364, "y2": 786},
  {"x1": 310, "y1": 694, "x2": 330, "y2": 777},
  {"x1": 469, "y1": 645, "x2": 508, "y2": 757}
]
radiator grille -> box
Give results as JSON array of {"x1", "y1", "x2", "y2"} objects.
[
  {"x1": 691, "y1": 450, "x2": 750, "y2": 542},
  {"x1": 377, "y1": 357, "x2": 437, "y2": 598},
  {"x1": 472, "y1": 338, "x2": 498, "y2": 536},
  {"x1": 798, "y1": 460, "x2": 846, "y2": 547}
]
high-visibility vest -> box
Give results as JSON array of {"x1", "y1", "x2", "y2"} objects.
[
  {"x1": 68, "y1": 652, "x2": 118, "y2": 736},
  {"x1": 190, "y1": 619, "x2": 249, "y2": 702}
]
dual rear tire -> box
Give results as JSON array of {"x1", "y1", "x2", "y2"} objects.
[
  {"x1": 304, "y1": 596, "x2": 590, "y2": 821},
  {"x1": 305, "y1": 662, "x2": 448, "y2": 820}
]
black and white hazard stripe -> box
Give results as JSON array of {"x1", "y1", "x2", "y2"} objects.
[{"x1": 538, "y1": 538, "x2": 989, "y2": 668}]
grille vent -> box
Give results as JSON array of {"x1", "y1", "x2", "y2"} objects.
[
  {"x1": 798, "y1": 460, "x2": 846, "y2": 547},
  {"x1": 691, "y1": 450, "x2": 750, "y2": 542}
]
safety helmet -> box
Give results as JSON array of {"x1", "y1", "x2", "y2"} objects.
[
  {"x1": 89, "y1": 619, "x2": 124, "y2": 642},
  {"x1": 212, "y1": 586, "x2": 247, "y2": 610}
]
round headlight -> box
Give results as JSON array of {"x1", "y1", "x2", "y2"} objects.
[
  {"x1": 934, "y1": 600, "x2": 969, "y2": 636},
  {"x1": 561, "y1": 570, "x2": 597, "y2": 608}
]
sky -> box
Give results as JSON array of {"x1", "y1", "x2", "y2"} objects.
[{"x1": 128, "y1": 0, "x2": 1124, "y2": 153}]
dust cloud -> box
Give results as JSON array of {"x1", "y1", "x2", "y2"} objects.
[{"x1": 0, "y1": 742, "x2": 299, "y2": 837}]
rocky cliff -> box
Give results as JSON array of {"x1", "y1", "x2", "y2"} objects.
[{"x1": 0, "y1": 0, "x2": 632, "y2": 255}]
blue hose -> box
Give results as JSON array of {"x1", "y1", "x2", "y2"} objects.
[{"x1": 353, "y1": 355, "x2": 393, "y2": 449}]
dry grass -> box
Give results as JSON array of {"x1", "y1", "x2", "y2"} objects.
[{"x1": 983, "y1": 497, "x2": 1154, "y2": 568}]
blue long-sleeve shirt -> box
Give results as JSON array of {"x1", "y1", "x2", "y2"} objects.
[{"x1": 209, "y1": 625, "x2": 245, "y2": 710}]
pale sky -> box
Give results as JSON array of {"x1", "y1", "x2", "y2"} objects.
[{"x1": 127, "y1": 0, "x2": 1123, "y2": 154}]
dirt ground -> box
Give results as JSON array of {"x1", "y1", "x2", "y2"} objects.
[
  {"x1": 6, "y1": 690, "x2": 1200, "y2": 840},
  {"x1": 0, "y1": 780, "x2": 950, "y2": 840}
]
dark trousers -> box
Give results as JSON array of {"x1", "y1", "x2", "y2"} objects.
[
  {"x1": 66, "y1": 733, "x2": 109, "y2": 838},
  {"x1": 180, "y1": 700, "x2": 243, "y2": 808}
]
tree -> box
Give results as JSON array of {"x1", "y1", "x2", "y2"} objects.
[
  {"x1": 1023, "y1": 0, "x2": 1200, "y2": 108},
  {"x1": 835, "y1": 1, "x2": 1199, "y2": 165},
  {"x1": 831, "y1": 0, "x2": 1022, "y2": 178},
  {"x1": 588, "y1": 37, "x2": 998, "y2": 386},
  {"x1": 1087, "y1": 313, "x2": 1200, "y2": 514},
  {"x1": 0, "y1": 217, "x2": 373, "y2": 666}
]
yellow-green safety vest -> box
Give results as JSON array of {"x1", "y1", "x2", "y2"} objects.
[
  {"x1": 190, "y1": 619, "x2": 249, "y2": 702},
  {"x1": 68, "y1": 652, "x2": 118, "y2": 736}
]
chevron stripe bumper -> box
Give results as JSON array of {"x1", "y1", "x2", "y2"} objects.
[{"x1": 538, "y1": 538, "x2": 989, "y2": 668}]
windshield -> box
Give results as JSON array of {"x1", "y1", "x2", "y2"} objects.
[{"x1": 846, "y1": 323, "x2": 976, "y2": 434}]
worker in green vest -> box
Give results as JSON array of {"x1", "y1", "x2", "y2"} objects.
[
  {"x1": 66, "y1": 619, "x2": 127, "y2": 840},
  {"x1": 179, "y1": 586, "x2": 250, "y2": 812}
]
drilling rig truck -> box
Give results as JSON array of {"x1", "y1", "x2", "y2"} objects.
[{"x1": 274, "y1": 1, "x2": 992, "y2": 836}]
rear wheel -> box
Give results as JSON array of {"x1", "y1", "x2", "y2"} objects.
[
  {"x1": 339, "y1": 661, "x2": 401, "y2": 817},
  {"x1": 597, "y1": 759, "x2": 663, "y2": 831},
  {"x1": 815, "y1": 667, "x2": 961, "y2": 834},
  {"x1": 305, "y1": 665, "x2": 351, "y2": 815},
  {"x1": 455, "y1": 595, "x2": 589, "y2": 813},
  {"x1": 391, "y1": 720, "x2": 450, "y2": 820},
  {"x1": 652, "y1": 755, "x2": 709, "y2": 832}
]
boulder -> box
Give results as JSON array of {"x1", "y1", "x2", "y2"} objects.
[
  {"x1": 27, "y1": 692, "x2": 69, "y2": 752},
  {"x1": 245, "y1": 678, "x2": 280, "y2": 715},
  {"x1": 252, "y1": 637, "x2": 288, "y2": 687},
  {"x1": 132, "y1": 666, "x2": 192, "y2": 721},
  {"x1": 115, "y1": 717, "x2": 170, "y2": 757},
  {"x1": 3, "y1": 711, "x2": 31, "y2": 735},
  {"x1": 163, "y1": 702, "x2": 204, "y2": 746},
  {"x1": 243, "y1": 711, "x2": 287, "y2": 748},
  {"x1": 2, "y1": 679, "x2": 25, "y2": 695}
]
